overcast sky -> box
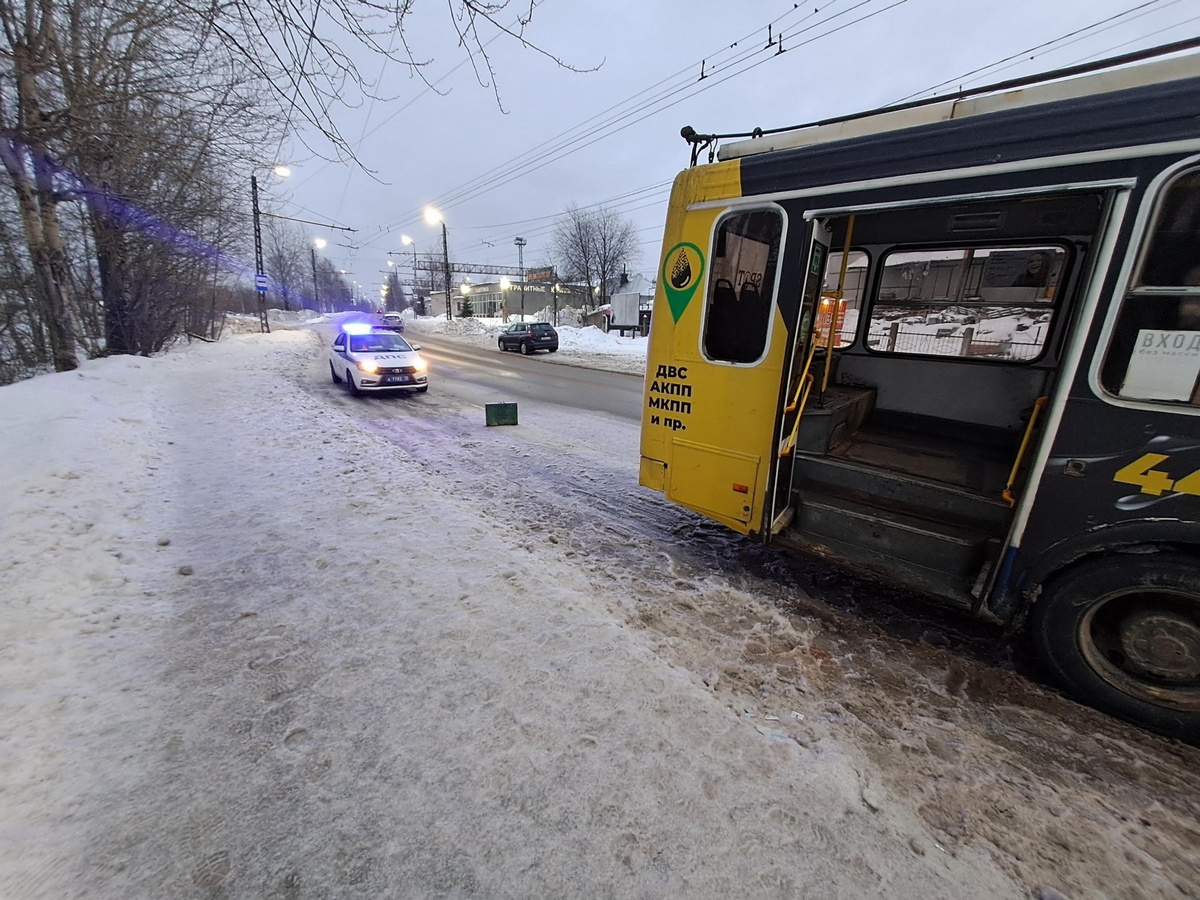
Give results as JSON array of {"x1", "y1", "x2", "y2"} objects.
[{"x1": 263, "y1": 0, "x2": 1200, "y2": 297}]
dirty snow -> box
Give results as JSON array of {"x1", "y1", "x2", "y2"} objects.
[{"x1": 1, "y1": 312, "x2": 1196, "y2": 899}]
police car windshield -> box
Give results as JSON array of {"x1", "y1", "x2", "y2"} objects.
[{"x1": 349, "y1": 334, "x2": 411, "y2": 353}]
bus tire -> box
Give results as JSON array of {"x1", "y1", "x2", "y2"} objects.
[{"x1": 1030, "y1": 553, "x2": 1200, "y2": 742}]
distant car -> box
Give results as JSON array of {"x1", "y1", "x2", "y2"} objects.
[
  {"x1": 330, "y1": 324, "x2": 428, "y2": 395},
  {"x1": 498, "y1": 322, "x2": 559, "y2": 354},
  {"x1": 379, "y1": 312, "x2": 405, "y2": 332}
]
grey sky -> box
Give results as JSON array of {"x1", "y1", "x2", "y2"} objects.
[{"x1": 263, "y1": 0, "x2": 1200, "y2": 298}]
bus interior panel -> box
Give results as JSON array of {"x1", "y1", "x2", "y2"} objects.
[{"x1": 780, "y1": 191, "x2": 1107, "y2": 605}]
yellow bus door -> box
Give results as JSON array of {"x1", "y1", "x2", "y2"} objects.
[{"x1": 641, "y1": 201, "x2": 791, "y2": 537}]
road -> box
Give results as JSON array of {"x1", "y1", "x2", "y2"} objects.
[
  {"x1": 317, "y1": 323, "x2": 644, "y2": 423},
  {"x1": 311, "y1": 324, "x2": 1200, "y2": 899}
]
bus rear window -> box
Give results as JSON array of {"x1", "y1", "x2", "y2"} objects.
[
  {"x1": 702, "y1": 210, "x2": 782, "y2": 363},
  {"x1": 866, "y1": 245, "x2": 1064, "y2": 361}
]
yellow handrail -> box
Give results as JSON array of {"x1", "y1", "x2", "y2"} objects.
[
  {"x1": 1001, "y1": 395, "x2": 1048, "y2": 507},
  {"x1": 779, "y1": 374, "x2": 814, "y2": 458},
  {"x1": 779, "y1": 342, "x2": 819, "y2": 458},
  {"x1": 785, "y1": 337, "x2": 819, "y2": 414},
  {"x1": 820, "y1": 215, "x2": 856, "y2": 395}
]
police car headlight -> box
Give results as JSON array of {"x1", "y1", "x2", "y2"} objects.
[
  {"x1": 357, "y1": 360, "x2": 378, "y2": 374},
  {"x1": 412, "y1": 356, "x2": 427, "y2": 372}
]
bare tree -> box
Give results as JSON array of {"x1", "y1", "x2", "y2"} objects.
[
  {"x1": 551, "y1": 205, "x2": 637, "y2": 310},
  {"x1": 187, "y1": 0, "x2": 597, "y2": 164},
  {"x1": 0, "y1": 0, "x2": 589, "y2": 380},
  {"x1": 264, "y1": 218, "x2": 310, "y2": 312}
]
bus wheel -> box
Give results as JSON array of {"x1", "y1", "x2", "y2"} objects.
[{"x1": 1031, "y1": 553, "x2": 1200, "y2": 742}]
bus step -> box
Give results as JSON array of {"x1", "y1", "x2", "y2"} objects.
[
  {"x1": 795, "y1": 486, "x2": 996, "y2": 581},
  {"x1": 794, "y1": 454, "x2": 1012, "y2": 532}
]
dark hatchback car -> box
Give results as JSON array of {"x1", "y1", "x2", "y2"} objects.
[{"x1": 498, "y1": 322, "x2": 559, "y2": 354}]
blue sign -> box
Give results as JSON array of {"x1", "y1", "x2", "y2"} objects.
[{"x1": 255, "y1": 273, "x2": 269, "y2": 293}]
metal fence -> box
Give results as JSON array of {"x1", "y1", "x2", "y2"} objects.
[{"x1": 864, "y1": 324, "x2": 1044, "y2": 360}]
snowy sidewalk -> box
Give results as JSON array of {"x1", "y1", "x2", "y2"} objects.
[{"x1": 1, "y1": 331, "x2": 1017, "y2": 897}]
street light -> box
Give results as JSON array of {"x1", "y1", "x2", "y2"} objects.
[
  {"x1": 425, "y1": 207, "x2": 453, "y2": 321},
  {"x1": 514, "y1": 236, "x2": 527, "y2": 322},
  {"x1": 498, "y1": 276, "x2": 511, "y2": 322},
  {"x1": 251, "y1": 164, "x2": 291, "y2": 332},
  {"x1": 460, "y1": 279, "x2": 472, "y2": 316},
  {"x1": 401, "y1": 234, "x2": 418, "y2": 278}
]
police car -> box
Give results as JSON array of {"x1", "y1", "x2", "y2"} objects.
[{"x1": 330, "y1": 323, "x2": 428, "y2": 395}]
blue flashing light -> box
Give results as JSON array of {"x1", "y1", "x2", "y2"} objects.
[{"x1": 342, "y1": 323, "x2": 373, "y2": 335}]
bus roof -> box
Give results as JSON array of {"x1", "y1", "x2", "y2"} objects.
[{"x1": 718, "y1": 53, "x2": 1200, "y2": 162}]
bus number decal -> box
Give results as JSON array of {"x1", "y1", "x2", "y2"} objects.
[{"x1": 1112, "y1": 452, "x2": 1200, "y2": 497}]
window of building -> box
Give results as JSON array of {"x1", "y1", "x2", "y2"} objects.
[
  {"x1": 865, "y1": 244, "x2": 1065, "y2": 361},
  {"x1": 702, "y1": 210, "x2": 783, "y2": 363}
]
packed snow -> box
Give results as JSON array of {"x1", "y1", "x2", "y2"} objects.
[{"x1": 2, "y1": 312, "x2": 1196, "y2": 899}]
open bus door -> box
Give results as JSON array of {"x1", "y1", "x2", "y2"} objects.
[
  {"x1": 640, "y1": 194, "x2": 792, "y2": 537},
  {"x1": 767, "y1": 219, "x2": 832, "y2": 536}
]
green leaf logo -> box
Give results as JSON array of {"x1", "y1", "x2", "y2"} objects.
[{"x1": 661, "y1": 242, "x2": 704, "y2": 324}]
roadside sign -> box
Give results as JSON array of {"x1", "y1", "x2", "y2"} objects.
[{"x1": 255, "y1": 273, "x2": 269, "y2": 293}]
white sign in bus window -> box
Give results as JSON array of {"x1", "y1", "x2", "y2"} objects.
[{"x1": 1120, "y1": 329, "x2": 1200, "y2": 402}]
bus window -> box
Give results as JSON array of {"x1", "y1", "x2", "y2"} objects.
[
  {"x1": 1103, "y1": 167, "x2": 1200, "y2": 404},
  {"x1": 820, "y1": 250, "x2": 869, "y2": 348},
  {"x1": 702, "y1": 209, "x2": 782, "y2": 363},
  {"x1": 865, "y1": 245, "x2": 1064, "y2": 361},
  {"x1": 1136, "y1": 169, "x2": 1200, "y2": 286}
]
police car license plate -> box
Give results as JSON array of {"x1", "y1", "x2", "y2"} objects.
[{"x1": 382, "y1": 374, "x2": 411, "y2": 384}]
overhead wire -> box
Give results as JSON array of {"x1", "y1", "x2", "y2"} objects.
[
  {"x1": 362, "y1": 1, "x2": 1192, "y2": 281},
  {"x1": 378, "y1": 0, "x2": 862, "y2": 231},
  {"x1": 889, "y1": 0, "x2": 1177, "y2": 103},
  {"x1": 343, "y1": 0, "x2": 894, "y2": 274},
  {"x1": 355, "y1": 1, "x2": 904, "y2": 270}
]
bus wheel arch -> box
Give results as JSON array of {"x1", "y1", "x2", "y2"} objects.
[{"x1": 1030, "y1": 548, "x2": 1200, "y2": 742}]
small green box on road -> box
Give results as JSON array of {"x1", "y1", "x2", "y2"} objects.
[{"x1": 485, "y1": 402, "x2": 518, "y2": 426}]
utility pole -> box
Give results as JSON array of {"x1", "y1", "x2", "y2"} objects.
[
  {"x1": 441, "y1": 222, "x2": 453, "y2": 321},
  {"x1": 310, "y1": 247, "x2": 320, "y2": 311},
  {"x1": 514, "y1": 236, "x2": 527, "y2": 322},
  {"x1": 251, "y1": 175, "x2": 269, "y2": 333}
]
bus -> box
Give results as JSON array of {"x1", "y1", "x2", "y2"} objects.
[{"x1": 639, "y1": 45, "x2": 1200, "y2": 742}]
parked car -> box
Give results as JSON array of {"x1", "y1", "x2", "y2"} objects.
[
  {"x1": 330, "y1": 324, "x2": 428, "y2": 395},
  {"x1": 379, "y1": 312, "x2": 405, "y2": 332},
  {"x1": 498, "y1": 322, "x2": 559, "y2": 354}
]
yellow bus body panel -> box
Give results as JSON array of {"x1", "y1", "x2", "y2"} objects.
[{"x1": 639, "y1": 160, "x2": 790, "y2": 536}]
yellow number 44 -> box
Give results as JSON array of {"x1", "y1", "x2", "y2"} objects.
[{"x1": 1113, "y1": 452, "x2": 1200, "y2": 496}]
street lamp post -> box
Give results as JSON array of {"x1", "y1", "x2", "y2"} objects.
[
  {"x1": 425, "y1": 208, "x2": 453, "y2": 321},
  {"x1": 514, "y1": 236, "x2": 527, "y2": 322},
  {"x1": 499, "y1": 276, "x2": 511, "y2": 322},
  {"x1": 401, "y1": 234, "x2": 422, "y2": 316},
  {"x1": 401, "y1": 234, "x2": 418, "y2": 281},
  {"x1": 440, "y1": 221, "x2": 452, "y2": 321}
]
